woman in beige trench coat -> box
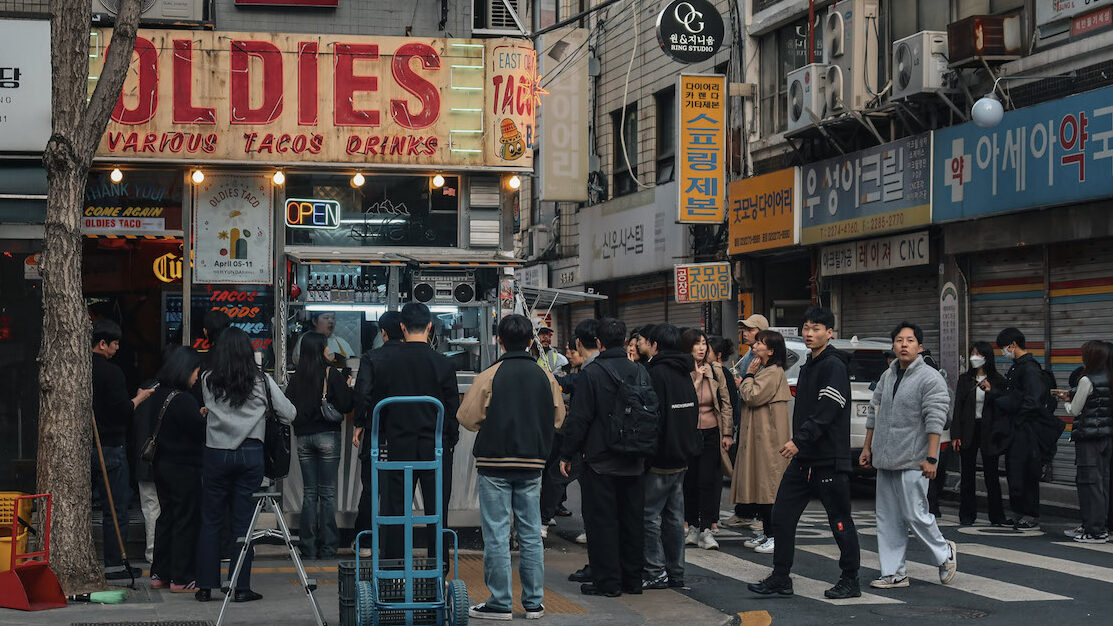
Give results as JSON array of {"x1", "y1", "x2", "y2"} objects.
[{"x1": 731, "y1": 330, "x2": 792, "y2": 554}]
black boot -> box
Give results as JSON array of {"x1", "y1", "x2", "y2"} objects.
[{"x1": 747, "y1": 575, "x2": 793, "y2": 596}]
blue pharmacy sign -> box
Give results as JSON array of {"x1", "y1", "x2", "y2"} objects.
[{"x1": 933, "y1": 84, "x2": 1113, "y2": 222}]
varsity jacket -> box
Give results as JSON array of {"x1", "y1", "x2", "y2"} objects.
[{"x1": 791, "y1": 345, "x2": 853, "y2": 472}]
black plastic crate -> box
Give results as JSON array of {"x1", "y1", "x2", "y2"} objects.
[{"x1": 338, "y1": 559, "x2": 440, "y2": 626}]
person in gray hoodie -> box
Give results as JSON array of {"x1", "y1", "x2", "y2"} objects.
[{"x1": 860, "y1": 322, "x2": 957, "y2": 590}]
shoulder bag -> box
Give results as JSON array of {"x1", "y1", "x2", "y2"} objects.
[
  {"x1": 262, "y1": 376, "x2": 292, "y2": 480},
  {"x1": 320, "y1": 367, "x2": 345, "y2": 424},
  {"x1": 140, "y1": 390, "x2": 181, "y2": 463}
]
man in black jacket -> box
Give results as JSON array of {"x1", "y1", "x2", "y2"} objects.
[
  {"x1": 458, "y1": 314, "x2": 564, "y2": 620},
  {"x1": 91, "y1": 319, "x2": 153, "y2": 578},
  {"x1": 366, "y1": 303, "x2": 460, "y2": 567},
  {"x1": 560, "y1": 317, "x2": 650, "y2": 597},
  {"x1": 749, "y1": 307, "x2": 861, "y2": 599},
  {"x1": 640, "y1": 323, "x2": 698, "y2": 590},
  {"x1": 988, "y1": 327, "x2": 1057, "y2": 530}
]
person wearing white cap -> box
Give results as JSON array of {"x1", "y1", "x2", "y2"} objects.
[{"x1": 723, "y1": 314, "x2": 770, "y2": 529}]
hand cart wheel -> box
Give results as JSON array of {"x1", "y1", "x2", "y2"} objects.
[
  {"x1": 445, "y1": 578, "x2": 469, "y2": 626},
  {"x1": 355, "y1": 579, "x2": 378, "y2": 626}
]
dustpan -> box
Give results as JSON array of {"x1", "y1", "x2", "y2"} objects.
[{"x1": 0, "y1": 494, "x2": 66, "y2": 611}]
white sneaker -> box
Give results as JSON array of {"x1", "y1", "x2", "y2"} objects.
[
  {"x1": 524, "y1": 603, "x2": 545, "y2": 619},
  {"x1": 722, "y1": 514, "x2": 748, "y2": 528},
  {"x1": 870, "y1": 574, "x2": 910, "y2": 589},
  {"x1": 575, "y1": 532, "x2": 587, "y2": 544},
  {"x1": 684, "y1": 526, "x2": 699, "y2": 546},
  {"x1": 697, "y1": 529, "x2": 719, "y2": 550},
  {"x1": 939, "y1": 540, "x2": 957, "y2": 584},
  {"x1": 743, "y1": 533, "x2": 767, "y2": 549},
  {"x1": 1064, "y1": 525, "x2": 1084, "y2": 539},
  {"x1": 469, "y1": 603, "x2": 513, "y2": 620},
  {"x1": 358, "y1": 547, "x2": 372, "y2": 559},
  {"x1": 545, "y1": 518, "x2": 556, "y2": 526},
  {"x1": 754, "y1": 537, "x2": 775, "y2": 554},
  {"x1": 540, "y1": 525, "x2": 548, "y2": 540}
]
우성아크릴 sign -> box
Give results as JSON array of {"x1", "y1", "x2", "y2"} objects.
[
  {"x1": 677, "y1": 73, "x2": 727, "y2": 224},
  {"x1": 675, "y1": 261, "x2": 731, "y2": 303}
]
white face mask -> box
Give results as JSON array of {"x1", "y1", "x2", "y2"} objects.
[
  {"x1": 969, "y1": 355, "x2": 986, "y2": 369},
  {"x1": 1001, "y1": 347, "x2": 1014, "y2": 360}
]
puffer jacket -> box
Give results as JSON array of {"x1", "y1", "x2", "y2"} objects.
[{"x1": 1074, "y1": 372, "x2": 1113, "y2": 440}]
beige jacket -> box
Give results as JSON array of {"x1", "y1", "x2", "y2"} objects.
[{"x1": 731, "y1": 364, "x2": 792, "y2": 505}]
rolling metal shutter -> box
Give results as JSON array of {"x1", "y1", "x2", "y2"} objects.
[
  {"x1": 568, "y1": 301, "x2": 598, "y2": 333},
  {"x1": 666, "y1": 273, "x2": 707, "y2": 330},
  {"x1": 837, "y1": 267, "x2": 940, "y2": 352},
  {"x1": 618, "y1": 276, "x2": 668, "y2": 330}
]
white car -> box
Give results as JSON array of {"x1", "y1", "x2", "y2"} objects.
[{"x1": 782, "y1": 337, "x2": 892, "y2": 472}]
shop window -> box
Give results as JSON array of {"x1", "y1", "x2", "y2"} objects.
[
  {"x1": 612, "y1": 106, "x2": 639, "y2": 197},
  {"x1": 284, "y1": 174, "x2": 459, "y2": 248},
  {"x1": 758, "y1": 16, "x2": 823, "y2": 136},
  {"x1": 655, "y1": 88, "x2": 675, "y2": 184},
  {"x1": 84, "y1": 169, "x2": 184, "y2": 234}
]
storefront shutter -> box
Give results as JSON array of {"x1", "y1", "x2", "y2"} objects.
[
  {"x1": 618, "y1": 276, "x2": 668, "y2": 330},
  {"x1": 837, "y1": 267, "x2": 940, "y2": 352}
]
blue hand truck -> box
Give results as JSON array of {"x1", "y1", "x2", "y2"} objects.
[{"x1": 355, "y1": 396, "x2": 468, "y2": 626}]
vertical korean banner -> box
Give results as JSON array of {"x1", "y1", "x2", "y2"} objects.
[
  {"x1": 677, "y1": 74, "x2": 726, "y2": 223},
  {"x1": 193, "y1": 174, "x2": 274, "y2": 285}
]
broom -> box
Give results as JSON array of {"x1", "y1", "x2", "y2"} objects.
[{"x1": 68, "y1": 590, "x2": 128, "y2": 604}]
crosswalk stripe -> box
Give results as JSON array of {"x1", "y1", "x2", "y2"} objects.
[
  {"x1": 800, "y1": 545, "x2": 1069, "y2": 602},
  {"x1": 962, "y1": 543, "x2": 1113, "y2": 584},
  {"x1": 684, "y1": 548, "x2": 903, "y2": 605},
  {"x1": 1053, "y1": 540, "x2": 1113, "y2": 555}
]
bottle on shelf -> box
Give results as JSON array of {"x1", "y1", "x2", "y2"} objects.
[
  {"x1": 356, "y1": 276, "x2": 367, "y2": 303},
  {"x1": 307, "y1": 274, "x2": 317, "y2": 302},
  {"x1": 327, "y1": 275, "x2": 337, "y2": 302},
  {"x1": 344, "y1": 274, "x2": 353, "y2": 302}
]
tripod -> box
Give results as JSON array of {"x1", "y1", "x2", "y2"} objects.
[{"x1": 216, "y1": 489, "x2": 326, "y2": 626}]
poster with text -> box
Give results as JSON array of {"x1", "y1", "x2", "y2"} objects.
[{"x1": 193, "y1": 174, "x2": 273, "y2": 285}]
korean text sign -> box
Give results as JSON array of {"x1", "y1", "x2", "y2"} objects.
[
  {"x1": 933, "y1": 83, "x2": 1113, "y2": 222},
  {"x1": 675, "y1": 262, "x2": 731, "y2": 303},
  {"x1": 678, "y1": 74, "x2": 727, "y2": 223},
  {"x1": 800, "y1": 134, "x2": 931, "y2": 244},
  {"x1": 819, "y1": 230, "x2": 929, "y2": 277},
  {"x1": 728, "y1": 168, "x2": 799, "y2": 254},
  {"x1": 0, "y1": 19, "x2": 50, "y2": 151}
]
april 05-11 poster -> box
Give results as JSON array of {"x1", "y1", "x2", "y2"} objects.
[{"x1": 193, "y1": 174, "x2": 273, "y2": 285}]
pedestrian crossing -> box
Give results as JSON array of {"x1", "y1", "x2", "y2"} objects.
[
  {"x1": 961, "y1": 543, "x2": 1113, "y2": 584},
  {"x1": 1054, "y1": 540, "x2": 1113, "y2": 554}
]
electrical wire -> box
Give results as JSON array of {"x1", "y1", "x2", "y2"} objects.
[{"x1": 618, "y1": 0, "x2": 649, "y2": 190}]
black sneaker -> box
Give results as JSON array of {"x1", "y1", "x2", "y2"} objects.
[
  {"x1": 524, "y1": 604, "x2": 545, "y2": 620},
  {"x1": 824, "y1": 577, "x2": 861, "y2": 599},
  {"x1": 580, "y1": 583, "x2": 621, "y2": 597},
  {"x1": 469, "y1": 603, "x2": 512, "y2": 621},
  {"x1": 1014, "y1": 517, "x2": 1041, "y2": 530},
  {"x1": 556, "y1": 505, "x2": 573, "y2": 517},
  {"x1": 568, "y1": 565, "x2": 592, "y2": 582},
  {"x1": 668, "y1": 578, "x2": 686, "y2": 589},
  {"x1": 747, "y1": 575, "x2": 793, "y2": 596},
  {"x1": 642, "y1": 573, "x2": 668, "y2": 590},
  {"x1": 991, "y1": 518, "x2": 1016, "y2": 527}
]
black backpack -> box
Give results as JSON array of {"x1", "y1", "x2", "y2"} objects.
[{"x1": 592, "y1": 359, "x2": 660, "y2": 456}]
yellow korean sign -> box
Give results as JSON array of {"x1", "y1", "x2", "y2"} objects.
[
  {"x1": 675, "y1": 262, "x2": 731, "y2": 303},
  {"x1": 728, "y1": 168, "x2": 799, "y2": 255},
  {"x1": 677, "y1": 74, "x2": 726, "y2": 223}
]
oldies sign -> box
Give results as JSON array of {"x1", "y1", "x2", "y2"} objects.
[{"x1": 90, "y1": 30, "x2": 537, "y2": 168}]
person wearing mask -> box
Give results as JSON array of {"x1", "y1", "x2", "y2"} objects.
[
  {"x1": 367, "y1": 303, "x2": 461, "y2": 571},
  {"x1": 535, "y1": 326, "x2": 569, "y2": 375},
  {"x1": 749, "y1": 307, "x2": 861, "y2": 600},
  {"x1": 286, "y1": 332, "x2": 354, "y2": 560},
  {"x1": 195, "y1": 328, "x2": 296, "y2": 603},
  {"x1": 860, "y1": 322, "x2": 957, "y2": 590},
  {"x1": 351, "y1": 311, "x2": 404, "y2": 557},
  {"x1": 723, "y1": 314, "x2": 769, "y2": 529},
  {"x1": 641, "y1": 323, "x2": 699, "y2": 591},
  {"x1": 951, "y1": 342, "x2": 1011, "y2": 526},
  {"x1": 560, "y1": 318, "x2": 650, "y2": 597},
  {"x1": 634, "y1": 325, "x2": 658, "y2": 363},
  {"x1": 91, "y1": 319, "x2": 154, "y2": 579},
  {"x1": 459, "y1": 314, "x2": 565, "y2": 620},
  {"x1": 292, "y1": 312, "x2": 355, "y2": 366},
  {"x1": 1055, "y1": 341, "x2": 1113, "y2": 543},
  {"x1": 989, "y1": 327, "x2": 1059, "y2": 530},
  {"x1": 681, "y1": 328, "x2": 732, "y2": 551},
  {"x1": 148, "y1": 347, "x2": 206, "y2": 593},
  {"x1": 731, "y1": 331, "x2": 792, "y2": 555}
]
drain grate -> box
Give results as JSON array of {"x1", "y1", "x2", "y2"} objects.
[{"x1": 73, "y1": 622, "x2": 214, "y2": 626}]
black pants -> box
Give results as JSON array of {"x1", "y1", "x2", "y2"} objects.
[
  {"x1": 1007, "y1": 438, "x2": 1042, "y2": 519},
  {"x1": 354, "y1": 455, "x2": 373, "y2": 549},
  {"x1": 152, "y1": 459, "x2": 202, "y2": 585},
  {"x1": 540, "y1": 433, "x2": 580, "y2": 521},
  {"x1": 1076, "y1": 437, "x2": 1112, "y2": 536},
  {"x1": 581, "y1": 465, "x2": 645, "y2": 593},
  {"x1": 381, "y1": 446, "x2": 454, "y2": 569},
  {"x1": 959, "y1": 425, "x2": 1007, "y2": 524},
  {"x1": 771, "y1": 461, "x2": 859, "y2": 580},
  {"x1": 683, "y1": 428, "x2": 721, "y2": 530}
]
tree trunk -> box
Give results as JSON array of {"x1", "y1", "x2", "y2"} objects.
[{"x1": 37, "y1": 0, "x2": 143, "y2": 595}]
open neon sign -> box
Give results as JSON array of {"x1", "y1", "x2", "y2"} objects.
[{"x1": 286, "y1": 198, "x2": 340, "y2": 229}]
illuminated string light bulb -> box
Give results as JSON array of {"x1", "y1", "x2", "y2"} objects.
[
  {"x1": 191, "y1": 169, "x2": 205, "y2": 184},
  {"x1": 272, "y1": 170, "x2": 285, "y2": 186},
  {"x1": 432, "y1": 174, "x2": 445, "y2": 188},
  {"x1": 351, "y1": 172, "x2": 365, "y2": 187},
  {"x1": 508, "y1": 174, "x2": 521, "y2": 190},
  {"x1": 109, "y1": 168, "x2": 123, "y2": 183}
]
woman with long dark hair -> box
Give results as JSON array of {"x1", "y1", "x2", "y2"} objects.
[
  {"x1": 731, "y1": 330, "x2": 792, "y2": 554},
  {"x1": 148, "y1": 347, "x2": 205, "y2": 593},
  {"x1": 194, "y1": 327, "x2": 295, "y2": 603},
  {"x1": 680, "y1": 328, "x2": 732, "y2": 550},
  {"x1": 1057, "y1": 341, "x2": 1113, "y2": 543},
  {"x1": 951, "y1": 341, "x2": 1010, "y2": 526},
  {"x1": 285, "y1": 331, "x2": 353, "y2": 559}
]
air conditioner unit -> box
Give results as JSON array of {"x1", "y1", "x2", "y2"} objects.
[
  {"x1": 947, "y1": 14, "x2": 1022, "y2": 67},
  {"x1": 91, "y1": 0, "x2": 204, "y2": 23},
  {"x1": 785, "y1": 63, "x2": 827, "y2": 135},
  {"x1": 412, "y1": 271, "x2": 477, "y2": 305},
  {"x1": 891, "y1": 31, "x2": 955, "y2": 100},
  {"x1": 822, "y1": 0, "x2": 879, "y2": 114},
  {"x1": 477, "y1": 0, "x2": 527, "y2": 35}
]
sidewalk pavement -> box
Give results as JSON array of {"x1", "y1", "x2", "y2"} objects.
[{"x1": 0, "y1": 535, "x2": 733, "y2": 625}]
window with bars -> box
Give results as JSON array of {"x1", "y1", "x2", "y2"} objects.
[{"x1": 655, "y1": 88, "x2": 675, "y2": 185}]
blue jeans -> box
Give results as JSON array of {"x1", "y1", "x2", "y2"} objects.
[
  {"x1": 91, "y1": 445, "x2": 130, "y2": 567},
  {"x1": 477, "y1": 473, "x2": 543, "y2": 611},
  {"x1": 297, "y1": 431, "x2": 341, "y2": 558},
  {"x1": 196, "y1": 441, "x2": 264, "y2": 592},
  {"x1": 643, "y1": 471, "x2": 685, "y2": 582}
]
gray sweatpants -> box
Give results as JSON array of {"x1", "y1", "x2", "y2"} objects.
[{"x1": 876, "y1": 469, "x2": 950, "y2": 576}]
